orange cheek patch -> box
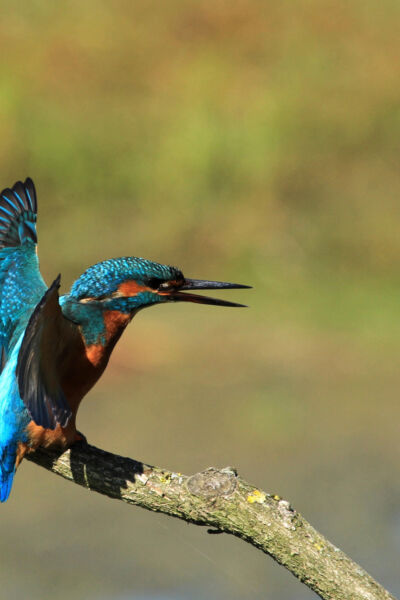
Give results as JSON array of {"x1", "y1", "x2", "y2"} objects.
[{"x1": 118, "y1": 281, "x2": 151, "y2": 296}]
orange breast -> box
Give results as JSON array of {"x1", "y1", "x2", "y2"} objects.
[{"x1": 23, "y1": 309, "x2": 132, "y2": 454}]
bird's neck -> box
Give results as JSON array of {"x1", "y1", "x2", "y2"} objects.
[
  {"x1": 84, "y1": 309, "x2": 132, "y2": 367},
  {"x1": 62, "y1": 298, "x2": 134, "y2": 367}
]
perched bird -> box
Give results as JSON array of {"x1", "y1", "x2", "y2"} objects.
[{"x1": 0, "y1": 178, "x2": 249, "y2": 502}]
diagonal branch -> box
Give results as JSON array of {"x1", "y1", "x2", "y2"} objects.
[{"x1": 27, "y1": 443, "x2": 396, "y2": 600}]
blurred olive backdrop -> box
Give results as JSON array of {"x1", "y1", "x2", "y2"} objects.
[{"x1": 1, "y1": 2, "x2": 400, "y2": 599}]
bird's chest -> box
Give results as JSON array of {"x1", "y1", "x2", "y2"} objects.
[
  {"x1": 60, "y1": 339, "x2": 111, "y2": 412},
  {"x1": 62, "y1": 309, "x2": 131, "y2": 410},
  {"x1": 24, "y1": 310, "x2": 131, "y2": 452},
  {"x1": 24, "y1": 339, "x2": 111, "y2": 452}
]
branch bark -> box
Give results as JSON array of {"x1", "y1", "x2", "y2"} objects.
[{"x1": 27, "y1": 443, "x2": 396, "y2": 600}]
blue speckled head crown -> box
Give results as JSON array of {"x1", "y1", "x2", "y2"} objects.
[{"x1": 69, "y1": 257, "x2": 183, "y2": 300}]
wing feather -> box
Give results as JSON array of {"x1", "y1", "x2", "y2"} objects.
[
  {"x1": 16, "y1": 276, "x2": 74, "y2": 429},
  {"x1": 0, "y1": 178, "x2": 46, "y2": 372}
]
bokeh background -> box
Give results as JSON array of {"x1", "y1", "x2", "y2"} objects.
[{"x1": 1, "y1": 1, "x2": 400, "y2": 599}]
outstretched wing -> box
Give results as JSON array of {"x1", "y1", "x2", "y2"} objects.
[
  {"x1": 0, "y1": 178, "x2": 37, "y2": 248},
  {"x1": 0, "y1": 179, "x2": 47, "y2": 368},
  {"x1": 16, "y1": 276, "x2": 75, "y2": 430}
]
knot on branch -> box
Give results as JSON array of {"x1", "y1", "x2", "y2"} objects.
[{"x1": 186, "y1": 467, "x2": 237, "y2": 499}]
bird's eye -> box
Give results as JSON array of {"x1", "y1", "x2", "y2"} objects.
[{"x1": 147, "y1": 278, "x2": 163, "y2": 290}]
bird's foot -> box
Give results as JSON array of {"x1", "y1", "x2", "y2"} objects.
[{"x1": 73, "y1": 430, "x2": 88, "y2": 446}]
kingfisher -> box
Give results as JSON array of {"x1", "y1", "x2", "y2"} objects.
[{"x1": 0, "y1": 178, "x2": 249, "y2": 502}]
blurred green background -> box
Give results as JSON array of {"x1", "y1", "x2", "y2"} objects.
[{"x1": 1, "y1": 1, "x2": 400, "y2": 599}]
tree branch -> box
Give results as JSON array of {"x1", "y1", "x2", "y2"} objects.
[{"x1": 27, "y1": 444, "x2": 396, "y2": 600}]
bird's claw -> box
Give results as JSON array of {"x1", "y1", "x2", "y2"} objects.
[{"x1": 73, "y1": 430, "x2": 88, "y2": 446}]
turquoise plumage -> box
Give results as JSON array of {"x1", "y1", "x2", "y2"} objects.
[
  {"x1": 0, "y1": 179, "x2": 44, "y2": 501},
  {"x1": 0, "y1": 334, "x2": 28, "y2": 501},
  {"x1": 0, "y1": 178, "x2": 250, "y2": 502}
]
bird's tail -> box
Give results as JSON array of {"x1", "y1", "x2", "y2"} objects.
[
  {"x1": 0, "y1": 178, "x2": 37, "y2": 249},
  {"x1": 0, "y1": 444, "x2": 17, "y2": 502}
]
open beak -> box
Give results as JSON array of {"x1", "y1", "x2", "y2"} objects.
[{"x1": 167, "y1": 278, "x2": 251, "y2": 307}]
